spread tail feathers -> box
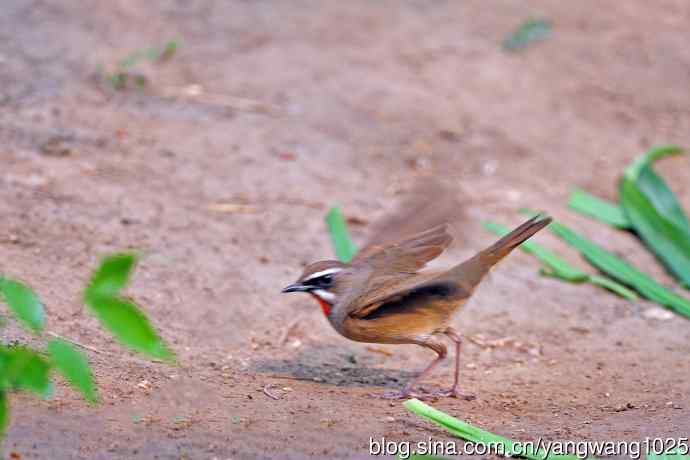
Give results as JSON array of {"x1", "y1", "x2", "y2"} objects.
[
  {"x1": 484, "y1": 214, "x2": 552, "y2": 262},
  {"x1": 448, "y1": 214, "x2": 552, "y2": 291}
]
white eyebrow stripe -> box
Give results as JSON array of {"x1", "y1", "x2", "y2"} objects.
[
  {"x1": 312, "y1": 289, "x2": 336, "y2": 303},
  {"x1": 304, "y1": 267, "x2": 342, "y2": 281}
]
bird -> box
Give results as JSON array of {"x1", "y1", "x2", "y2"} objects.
[{"x1": 282, "y1": 192, "x2": 551, "y2": 399}]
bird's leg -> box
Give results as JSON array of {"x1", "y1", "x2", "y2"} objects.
[
  {"x1": 374, "y1": 339, "x2": 447, "y2": 400},
  {"x1": 430, "y1": 327, "x2": 475, "y2": 400}
]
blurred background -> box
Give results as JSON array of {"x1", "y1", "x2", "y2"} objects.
[{"x1": 1, "y1": 1, "x2": 689, "y2": 459}]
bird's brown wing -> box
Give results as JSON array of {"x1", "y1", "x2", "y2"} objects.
[
  {"x1": 353, "y1": 223, "x2": 453, "y2": 275},
  {"x1": 346, "y1": 270, "x2": 452, "y2": 318},
  {"x1": 343, "y1": 224, "x2": 454, "y2": 319},
  {"x1": 343, "y1": 179, "x2": 463, "y2": 319}
]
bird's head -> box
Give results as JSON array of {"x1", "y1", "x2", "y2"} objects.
[{"x1": 282, "y1": 260, "x2": 348, "y2": 316}]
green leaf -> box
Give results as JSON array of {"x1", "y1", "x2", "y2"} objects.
[
  {"x1": 637, "y1": 167, "x2": 690, "y2": 233},
  {"x1": 0, "y1": 346, "x2": 51, "y2": 396},
  {"x1": 503, "y1": 19, "x2": 552, "y2": 52},
  {"x1": 84, "y1": 253, "x2": 174, "y2": 361},
  {"x1": 568, "y1": 189, "x2": 630, "y2": 228},
  {"x1": 545, "y1": 219, "x2": 690, "y2": 319},
  {"x1": 85, "y1": 296, "x2": 174, "y2": 361},
  {"x1": 404, "y1": 399, "x2": 583, "y2": 460},
  {"x1": 0, "y1": 389, "x2": 7, "y2": 439},
  {"x1": 47, "y1": 339, "x2": 97, "y2": 403},
  {"x1": 325, "y1": 207, "x2": 358, "y2": 263},
  {"x1": 85, "y1": 253, "x2": 137, "y2": 300},
  {"x1": 624, "y1": 145, "x2": 688, "y2": 231},
  {"x1": 0, "y1": 277, "x2": 45, "y2": 333},
  {"x1": 620, "y1": 145, "x2": 690, "y2": 287},
  {"x1": 483, "y1": 220, "x2": 636, "y2": 300}
]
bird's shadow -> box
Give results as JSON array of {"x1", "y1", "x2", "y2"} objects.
[{"x1": 253, "y1": 342, "x2": 419, "y2": 388}]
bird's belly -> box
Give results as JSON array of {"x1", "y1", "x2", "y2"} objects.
[{"x1": 340, "y1": 299, "x2": 462, "y2": 345}]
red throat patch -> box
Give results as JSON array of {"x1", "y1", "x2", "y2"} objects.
[{"x1": 309, "y1": 292, "x2": 332, "y2": 316}]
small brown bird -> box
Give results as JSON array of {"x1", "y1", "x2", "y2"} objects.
[{"x1": 283, "y1": 213, "x2": 551, "y2": 399}]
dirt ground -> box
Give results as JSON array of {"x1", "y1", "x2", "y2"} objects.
[{"x1": 2, "y1": 1, "x2": 690, "y2": 459}]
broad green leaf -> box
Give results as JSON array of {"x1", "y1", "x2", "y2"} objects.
[
  {"x1": 0, "y1": 346, "x2": 51, "y2": 396},
  {"x1": 483, "y1": 220, "x2": 636, "y2": 300},
  {"x1": 0, "y1": 390, "x2": 7, "y2": 438},
  {"x1": 568, "y1": 189, "x2": 630, "y2": 228},
  {"x1": 326, "y1": 207, "x2": 358, "y2": 263},
  {"x1": 0, "y1": 277, "x2": 45, "y2": 333},
  {"x1": 503, "y1": 19, "x2": 552, "y2": 52},
  {"x1": 620, "y1": 145, "x2": 690, "y2": 287},
  {"x1": 621, "y1": 180, "x2": 690, "y2": 287},
  {"x1": 85, "y1": 296, "x2": 174, "y2": 361},
  {"x1": 47, "y1": 338, "x2": 97, "y2": 403},
  {"x1": 545, "y1": 219, "x2": 690, "y2": 319},
  {"x1": 84, "y1": 253, "x2": 174, "y2": 361},
  {"x1": 637, "y1": 167, "x2": 690, "y2": 233},
  {"x1": 624, "y1": 146, "x2": 688, "y2": 230},
  {"x1": 85, "y1": 253, "x2": 137, "y2": 300},
  {"x1": 404, "y1": 399, "x2": 583, "y2": 460}
]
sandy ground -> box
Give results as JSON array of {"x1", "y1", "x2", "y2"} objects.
[{"x1": 1, "y1": 1, "x2": 690, "y2": 459}]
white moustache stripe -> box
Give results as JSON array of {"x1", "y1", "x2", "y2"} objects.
[
  {"x1": 313, "y1": 289, "x2": 336, "y2": 303},
  {"x1": 304, "y1": 267, "x2": 342, "y2": 281}
]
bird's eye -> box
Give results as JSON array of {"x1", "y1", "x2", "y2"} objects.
[
  {"x1": 309, "y1": 275, "x2": 333, "y2": 287},
  {"x1": 315, "y1": 274, "x2": 333, "y2": 286}
]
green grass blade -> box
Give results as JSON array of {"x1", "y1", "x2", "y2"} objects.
[
  {"x1": 620, "y1": 145, "x2": 690, "y2": 287},
  {"x1": 624, "y1": 145, "x2": 688, "y2": 231},
  {"x1": 0, "y1": 277, "x2": 45, "y2": 333},
  {"x1": 503, "y1": 19, "x2": 552, "y2": 51},
  {"x1": 326, "y1": 207, "x2": 358, "y2": 263},
  {"x1": 621, "y1": 180, "x2": 690, "y2": 287},
  {"x1": 587, "y1": 275, "x2": 638, "y2": 300},
  {"x1": 0, "y1": 389, "x2": 7, "y2": 439},
  {"x1": 47, "y1": 338, "x2": 97, "y2": 404},
  {"x1": 568, "y1": 189, "x2": 630, "y2": 228},
  {"x1": 637, "y1": 166, "x2": 690, "y2": 233},
  {"x1": 404, "y1": 399, "x2": 581, "y2": 460},
  {"x1": 0, "y1": 346, "x2": 51, "y2": 396},
  {"x1": 546, "y1": 220, "x2": 690, "y2": 319}
]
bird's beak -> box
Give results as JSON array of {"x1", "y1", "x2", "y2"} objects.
[{"x1": 281, "y1": 282, "x2": 310, "y2": 293}]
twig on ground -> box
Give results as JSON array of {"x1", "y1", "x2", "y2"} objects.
[
  {"x1": 262, "y1": 383, "x2": 281, "y2": 400},
  {"x1": 46, "y1": 331, "x2": 104, "y2": 355},
  {"x1": 278, "y1": 316, "x2": 303, "y2": 345}
]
